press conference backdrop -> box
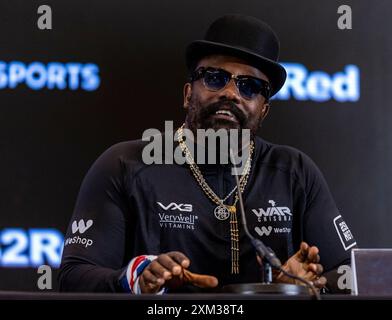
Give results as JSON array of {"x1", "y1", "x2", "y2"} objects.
[{"x1": 0, "y1": 0, "x2": 391, "y2": 291}]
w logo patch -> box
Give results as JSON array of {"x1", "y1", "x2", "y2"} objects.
[
  {"x1": 72, "y1": 219, "x2": 93, "y2": 234},
  {"x1": 254, "y1": 226, "x2": 272, "y2": 237}
]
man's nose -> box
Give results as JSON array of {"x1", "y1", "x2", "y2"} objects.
[{"x1": 218, "y1": 78, "x2": 241, "y2": 102}]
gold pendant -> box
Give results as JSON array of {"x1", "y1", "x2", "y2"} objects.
[
  {"x1": 227, "y1": 205, "x2": 236, "y2": 214},
  {"x1": 214, "y1": 205, "x2": 230, "y2": 220}
]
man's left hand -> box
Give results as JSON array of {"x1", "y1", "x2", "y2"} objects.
[{"x1": 272, "y1": 241, "x2": 327, "y2": 289}]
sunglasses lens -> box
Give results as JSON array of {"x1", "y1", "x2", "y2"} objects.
[
  {"x1": 237, "y1": 79, "x2": 260, "y2": 99},
  {"x1": 239, "y1": 78, "x2": 270, "y2": 100},
  {"x1": 203, "y1": 69, "x2": 229, "y2": 91}
]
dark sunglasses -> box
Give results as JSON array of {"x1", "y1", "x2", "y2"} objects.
[{"x1": 190, "y1": 67, "x2": 271, "y2": 100}]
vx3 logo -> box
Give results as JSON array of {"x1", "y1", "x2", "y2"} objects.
[
  {"x1": 157, "y1": 202, "x2": 193, "y2": 212},
  {"x1": 254, "y1": 226, "x2": 273, "y2": 237},
  {"x1": 71, "y1": 219, "x2": 93, "y2": 234}
]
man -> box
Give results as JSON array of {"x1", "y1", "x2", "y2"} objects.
[{"x1": 59, "y1": 15, "x2": 356, "y2": 294}]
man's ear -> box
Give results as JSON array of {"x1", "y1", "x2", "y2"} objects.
[
  {"x1": 260, "y1": 102, "x2": 270, "y2": 121},
  {"x1": 183, "y1": 83, "x2": 192, "y2": 110}
]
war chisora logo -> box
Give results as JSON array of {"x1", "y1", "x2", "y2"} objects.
[
  {"x1": 252, "y1": 200, "x2": 292, "y2": 237},
  {"x1": 252, "y1": 200, "x2": 292, "y2": 222}
]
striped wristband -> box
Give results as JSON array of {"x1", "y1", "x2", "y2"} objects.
[{"x1": 120, "y1": 255, "x2": 165, "y2": 294}]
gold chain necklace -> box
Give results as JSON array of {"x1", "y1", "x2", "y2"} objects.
[{"x1": 176, "y1": 124, "x2": 254, "y2": 274}]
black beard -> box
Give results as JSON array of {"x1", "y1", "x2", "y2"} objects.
[{"x1": 185, "y1": 97, "x2": 262, "y2": 136}]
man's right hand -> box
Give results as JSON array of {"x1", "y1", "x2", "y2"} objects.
[{"x1": 139, "y1": 251, "x2": 219, "y2": 293}]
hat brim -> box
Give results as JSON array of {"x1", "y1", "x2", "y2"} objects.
[{"x1": 186, "y1": 40, "x2": 287, "y2": 97}]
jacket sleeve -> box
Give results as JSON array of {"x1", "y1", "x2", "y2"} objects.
[
  {"x1": 58, "y1": 142, "x2": 135, "y2": 292},
  {"x1": 297, "y1": 152, "x2": 357, "y2": 292}
]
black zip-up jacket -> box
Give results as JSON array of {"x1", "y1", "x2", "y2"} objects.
[{"x1": 59, "y1": 135, "x2": 356, "y2": 292}]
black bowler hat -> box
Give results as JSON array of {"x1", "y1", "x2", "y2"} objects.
[{"x1": 185, "y1": 15, "x2": 287, "y2": 96}]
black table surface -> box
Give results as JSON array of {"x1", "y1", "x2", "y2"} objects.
[{"x1": 0, "y1": 291, "x2": 391, "y2": 300}]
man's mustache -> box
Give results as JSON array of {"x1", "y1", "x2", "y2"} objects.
[{"x1": 199, "y1": 100, "x2": 247, "y2": 126}]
